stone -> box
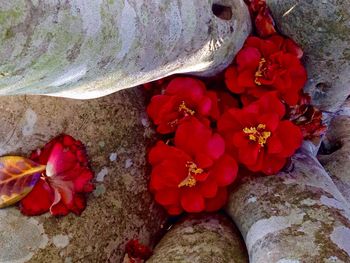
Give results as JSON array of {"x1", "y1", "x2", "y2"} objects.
[
  {"x1": 0, "y1": 0, "x2": 251, "y2": 99},
  {"x1": 226, "y1": 142, "x2": 350, "y2": 262},
  {"x1": 147, "y1": 213, "x2": 248, "y2": 263},
  {"x1": 267, "y1": 0, "x2": 350, "y2": 112},
  {"x1": 318, "y1": 98, "x2": 350, "y2": 203},
  {"x1": 0, "y1": 87, "x2": 167, "y2": 263}
]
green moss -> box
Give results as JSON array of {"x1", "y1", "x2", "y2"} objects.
[{"x1": 0, "y1": 9, "x2": 23, "y2": 25}]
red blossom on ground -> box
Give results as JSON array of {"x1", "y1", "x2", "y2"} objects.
[
  {"x1": 218, "y1": 93, "x2": 303, "y2": 175},
  {"x1": 287, "y1": 93, "x2": 327, "y2": 140},
  {"x1": 147, "y1": 77, "x2": 219, "y2": 134},
  {"x1": 123, "y1": 239, "x2": 153, "y2": 263},
  {"x1": 149, "y1": 118, "x2": 238, "y2": 215},
  {"x1": 20, "y1": 134, "x2": 94, "y2": 216},
  {"x1": 225, "y1": 35, "x2": 307, "y2": 106}
]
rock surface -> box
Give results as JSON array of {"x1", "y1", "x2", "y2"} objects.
[
  {"x1": 147, "y1": 213, "x2": 248, "y2": 263},
  {"x1": 318, "y1": 98, "x2": 350, "y2": 203},
  {"x1": 0, "y1": 87, "x2": 167, "y2": 263},
  {"x1": 267, "y1": 0, "x2": 350, "y2": 112},
  {"x1": 0, "y1": 0, "x2": 251, "y2": 99},
  {"x1": 226, "y1": 142, "x2": 350, "y2": 263}
]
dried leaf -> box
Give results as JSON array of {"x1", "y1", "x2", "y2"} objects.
[{"x1": 0, "y1": 156, "x2": 45, "y2": 208}]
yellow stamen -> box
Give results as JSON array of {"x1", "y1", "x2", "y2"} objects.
[
  {"x1": 178, "y1": 101, "x2": 195, "y2": 116},
  {"x1": 178, "y1": 162, "x2": 203, "y2": 188},
  {"x1": 243, "y1": 123, "x2": 271, "y2": 147},
  {"x1": 254, "y1": 58, "x2": 266, "y2": 86}
]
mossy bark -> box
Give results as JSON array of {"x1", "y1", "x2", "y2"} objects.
[
  {"x1": 0, "y1": 0, "x2": 251, "y2": 99},
  {"x1": 226, "y1": 142, "x2": 350, "y2": 262},
  {"x1": 147, "y1": 213, "x2": 248, "y2": 263}
]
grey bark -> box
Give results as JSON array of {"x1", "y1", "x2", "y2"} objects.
[
  {"x1": 318, "y1": 98, "x2": 350, "y2": 203},
  {"x1": 0, "y1": 88, "x2": 167, "y2": 263},
  {"x1": 267, "y1": 0, "x2": 350, "y2": 112},
  {"x1": 147, "y1": 213, "x2": 248, "y2": 263},
  {"x1": 226, "y1": 142, "x2": 350, "y2": 263},
  {"x1": 0, "y1": 0, "x2": 251, "y2": 99}
]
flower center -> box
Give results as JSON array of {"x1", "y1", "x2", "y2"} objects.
[
  {"x1": 178, "y1": 161, "x2": 203, "y2": 188},
  {"x1": 243, "y1": 123, "x2": 271, "y2": 147},
  {"x1": 254, "y1": 58, "x2": 267, "y2": 86},
  {"x1": 178, "y1": 101, "x2": 195, "y2": 116}
]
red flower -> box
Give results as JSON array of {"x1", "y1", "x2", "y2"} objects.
[
  {"x1": 149, "y1": 118, "x2": 238, "y2": 215},
  {"x1": 287, "y1": 93, "x2": 327, "y2": 140},
  {"x1": 20, "y1": 134, "x2": 94, "y2": 216},
  {"x1": 124, "y1": 239, "x2": 152, "y2": 263},
  {"x1": 218, "y1": 93, "x2": 302, "y2": 175},
  {"x1": 246, "y1": 0, "x2": 277, "y2": 38},
  {"x1": 225, "y1": 36, "x2": 307, "y2": 106},
  {"x1": 147, "y1": 77, "x2": 219, "y2": 134}
]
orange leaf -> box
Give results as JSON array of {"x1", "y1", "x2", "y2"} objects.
[{"x1": 0, "y1": 156, "x2": 45, "y2": 208}]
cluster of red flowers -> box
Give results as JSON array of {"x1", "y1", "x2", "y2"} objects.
[{"x1": 145, "y1": 0, "x2": 325, "y2": 215}]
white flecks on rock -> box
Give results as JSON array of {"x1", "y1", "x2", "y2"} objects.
[
  {"x1": 245, "y1": 211, "x2": 305, "y2": 251},
  {"x1": 330, "y1": 226, "x2": 350, "y2": 256},
  {"x1": 276, "y1": 259, "x2": 301, "y2": 263},
  {"x1": 125, "y1": 159, "x2": 133, "y2": 169},
  {"x1": 22, "y1": 108, "x2": 37, "y2": 136},
  {"x1": 0, "y1": 209, "x2": 48, "y2": 263},
  {"x1": 52, "y1": 235, "x2": 70, "y2": 249},
  {"x1": 141, "y1": 118, "x2": 150, "y2": 128},
  {"x1": 247, "y1": 196, "x2": 257, "y2": 204},
  {"x1": 300, "y1": 198, "x2": 318, "y2": 206},
  {"x1": 96, "y1": 167, "x2": 109, "y2": 182},
  {"x1": 326, "y1": 256, "x2": 342, "y2": 263},
  {"x1": 109, "y1": 152, "x2": 117, "y2": 162}
]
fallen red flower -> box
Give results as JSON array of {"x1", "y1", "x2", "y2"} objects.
[
  {"x1": 248, "y1": 0, "x2": 277, "y2": 38},
  {"x1": 124, "y1": 239, "x2": 153, "y2": 263},
  {"x1": 218, "y1": 92, "x2": 302, "y2": 175},
  {"x1": 149, "y1": 118, "x2": 238, "y2": 215},
  {"x1": 225, "y1": 35, "x2": 307, "y2": 106},
  {"x1": 147, "y1": 77, "x2": 219, "y2": 134},
  {"x1": 20, "y1": 134, "x2": 94, "y2": 216},
  {"x1": 287, "y1": 93, "x2": 327, "y2": 140}
]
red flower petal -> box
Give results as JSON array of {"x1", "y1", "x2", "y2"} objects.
[
  {"x1": 175, "y1": 117, "x2": 225, "y2": 162},
  {"x1": 199, "y1": 178, "x2": 218, "y2": 198},
  {"x1": 205, "y1": 187, "x2": 228, "y2": 212},
  {"x1": 180, "y1": 189, "x2": 205, "y2": 213},
  {"x1": 276, "y1": 121, "x2": 303, "y2": 157},
  {"x1": 155, "y1": 188, "x2": 180, "y2": 206},
  {"x1": 210, "y1": 155, "x2": 238, "y2": 187},
  {"x1": 19, "y1": 179, "x2": 54, "y2": 216},
  {"x1": 236, "y1": 47, "x2": 261, "y2": 70}
]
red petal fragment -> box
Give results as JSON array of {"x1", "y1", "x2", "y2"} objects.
[
  {"x1": 180, "y1": 189, "x2": 205, "y2": 213},
  {"x1": 20, "y1": 179, "x2": 54, "y2": 216},
  {"x1": 205, "y1": 187, "x2": 228, "y2": 212}
]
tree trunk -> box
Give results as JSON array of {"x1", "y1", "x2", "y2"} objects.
[
  {"x1": 267, "y1": 0, "x2": 350, "y2": 112},
  {"x1": 226, "y1": 142, "x2": 350, "y2": 262},
  {"x1": 147, "y1": 213, "x2": 248, "y2": 263},
  {"x1": 0, "y1": 0, "x2": 251, "y2": 99},
  {"x1": 319, "y1": 98, "x2": 350, "y2": 203}
]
